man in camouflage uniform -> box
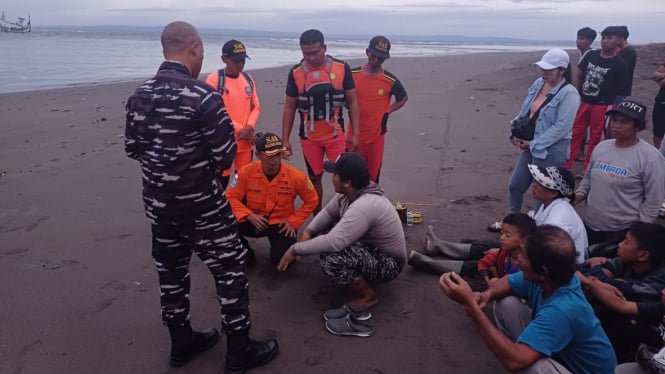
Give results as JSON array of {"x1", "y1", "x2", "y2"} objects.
[{"x1": 125, "y1": 21, "x2": 277, "y2": 372}]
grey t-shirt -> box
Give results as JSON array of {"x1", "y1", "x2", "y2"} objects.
[
  {"x1": 577, "y1": 139, "x2": 665, "y2": 231},
  {"x1": 292, "y1": 183, "x2": 407, "y2": 265}
]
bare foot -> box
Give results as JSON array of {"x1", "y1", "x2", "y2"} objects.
[
  {"x1": 347, "y1": 295, "x2": 379, "y2": 311},
  {"x1": 348, "y1": 277, "x2": 379, "y2": 310}
]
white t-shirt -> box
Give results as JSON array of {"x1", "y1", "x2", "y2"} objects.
[{"x1": 530, "y1": 198, "x2": 589, "y2": 264}]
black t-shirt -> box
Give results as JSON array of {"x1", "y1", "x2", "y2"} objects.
[
  {"x1": 579, "y1": 50, "x2": 627, "y2": 105},
  {"x1": 618, "y1": 45, "x2": 637, "y2": 96},
  {"x1": 657, "y1": 63, "x2": 665, "y2": 102}
]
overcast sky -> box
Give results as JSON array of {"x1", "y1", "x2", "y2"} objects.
[{"x1": 3, "y1": 0, "x2": 663, "y2": 43}]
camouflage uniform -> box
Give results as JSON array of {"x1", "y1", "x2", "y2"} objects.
[{"x1": 125, "y1": 61, "x2": 251, "y2": 334}]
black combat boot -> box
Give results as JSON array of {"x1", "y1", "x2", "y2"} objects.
[
  {"x1": 168, "y1": 322, "x2": 220, "y2": 367},
  {"x1": 225, "y1": 332, "x2": 278, "y2": 374}
]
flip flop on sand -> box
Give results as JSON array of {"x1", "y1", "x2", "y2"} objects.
[{"x1": 486, "y1": 221, "x2": 502, "y2": 232}]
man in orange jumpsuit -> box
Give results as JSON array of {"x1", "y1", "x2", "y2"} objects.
[
  {"x1": 206, "y1": 39, "x2": 261, "y2": 188},
  {"x1": 227, "y1": 132, "x2": 318, "y2": 265},
  {"x1": 350, "y1": 36, "x2": 408, "y2": 182}
]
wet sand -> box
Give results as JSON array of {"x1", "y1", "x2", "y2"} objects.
[{"x1": 1, "y1": 44, "x2": 663, "y2": 373}]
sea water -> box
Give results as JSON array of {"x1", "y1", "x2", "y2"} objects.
[{"x1": 0, "y1": 27, "x2": 566, "y2": 93}]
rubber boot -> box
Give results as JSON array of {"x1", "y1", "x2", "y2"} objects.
[
  {"x1": 425, "y1": 225, "x2": 472, "y2": 259},
  {"x1": 168, "y1": 322, "x2": 220, "y2": 367},
  {"x1": 225, "y1": 332, "x2": 279, "y2": 374}
]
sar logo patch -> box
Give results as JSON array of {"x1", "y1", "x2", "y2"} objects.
[
  {"x1": 307, "y1": 179, "x2": 314, "y2": 189},
  {"x1": 330, "y1": 73, "x2": 336, "y2": 80},
  {"x1": 378, "y1": 88, "x2": 385, "y2": 96}
]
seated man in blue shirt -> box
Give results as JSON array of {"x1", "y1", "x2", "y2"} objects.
[{"x1": 440, "y1": 225, "x2": 617, "y2": 373}]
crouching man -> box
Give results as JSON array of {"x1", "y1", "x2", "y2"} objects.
[{"x1": 277, "y1": 152, "x2": 406, "y2": 336}]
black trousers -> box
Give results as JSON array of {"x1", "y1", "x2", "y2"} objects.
[{"x1": 237, "y1": 221, "x2": 296, "y2": 264}]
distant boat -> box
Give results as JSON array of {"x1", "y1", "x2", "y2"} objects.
[{"x1": 1, "y1": 11, "x2": 31, "y2": 33}]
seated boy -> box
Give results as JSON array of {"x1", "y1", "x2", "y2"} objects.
[
  {"x1": 408, "y1": 213, "x2": 536, "y2": 286},
  {"x1": 585, "y1": 278, "x2": 665, "y2": 368},
  {"x1": 578, "y1": 222, "x2": 665, "y2": 362},
  {"x1": 582, "y1": 222, "x2": 665, "y2": 303}
]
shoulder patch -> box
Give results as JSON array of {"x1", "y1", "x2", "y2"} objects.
[
  {"x1": 383, "y1": 70, "x2": 398, "y2": 82},
  {"x1": 307, "y1": 179, "x2": 314, "y2": 190}
]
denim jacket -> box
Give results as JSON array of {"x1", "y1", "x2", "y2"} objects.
[{"x1": 514, "y1": 78, "x2": 581, "y2": 159}]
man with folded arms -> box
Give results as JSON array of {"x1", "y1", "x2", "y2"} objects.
[{"x1": 277, "y1": 152, "x2": 406, "y2": 337}]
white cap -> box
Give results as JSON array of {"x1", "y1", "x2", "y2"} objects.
[{"x1": 534, "y1": 48, "x2": 570, "y2": 70}]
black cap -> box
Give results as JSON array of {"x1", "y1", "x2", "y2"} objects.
[
  {"x1": 601, "y1": 26, "x2": 622, "y2": 37},
  {"x1": 606, "y1": 100, "x2": 647, "y2": 121},
  {"x1": 368, "y1": 35, "x2": 391, "y2": 59},
  {"x1": 222, "y1": 39, "x2": 250, "y2": 62},
  {"x1": 323, "y1": 152, "x2": 370, "y2": 189},
  {"x1": 616, "y1": 25, "x2": 629, "y2": 39},
  {"x1": 255, "y1": 132, "x2": 286, "y2": 156}
]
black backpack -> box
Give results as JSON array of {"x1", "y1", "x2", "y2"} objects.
[{"x1": 216, "y1": 69, "x2": 256, "y2": 109}]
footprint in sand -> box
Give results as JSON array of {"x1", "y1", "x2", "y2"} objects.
[
  {"x1": 93, "y1": 233, "x2": 135, "y2": 242},
  {"x1": 0, "y1": 247, "x2": 30, "y2": 259},
  {"x1": 41, "y1": 259, "x2": 80, "y2": 270},
  {"x1": 80, "y1": 298, "x2": 116, "y2": 318},
  {"x1": 25, "y1": 216, "x2": 49, "y2": 232},
  {"x1": 12, "y1": 338, "x2": 44, "y2": 373}
]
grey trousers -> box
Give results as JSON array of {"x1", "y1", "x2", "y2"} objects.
[
  {"x1": 493, "y1": 296, "x2": 572, "y2": 374},
  {"x1": 614, "y1": 363, "x2": 650, "y2": 373}
]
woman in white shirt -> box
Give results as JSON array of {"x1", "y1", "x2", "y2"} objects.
[{"x1": 527, "y1": 164, "x2": 589, "y2": 264}]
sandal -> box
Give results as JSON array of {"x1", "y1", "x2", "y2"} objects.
[
  {"x1": 486, "y1": 221, "x2": 502, "y2": 232},
  {"x1": 323, "y1": 305, "x2": 371, "y2": 321},
  {"x1": 324, "y1": 315, "x2": 375, "y2": 337}
]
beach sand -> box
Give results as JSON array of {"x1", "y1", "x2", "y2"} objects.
[{"x1": 1, "y1": 44, "x2": 663, "y2": 373}]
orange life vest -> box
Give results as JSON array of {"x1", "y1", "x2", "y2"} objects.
[{"x1": 292, "y1": 56, "x2": 346, "y2": 138}]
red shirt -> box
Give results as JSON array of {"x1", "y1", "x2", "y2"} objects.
[{"x1": 349, "y1": 68, "x2": 407, "y2": 144}]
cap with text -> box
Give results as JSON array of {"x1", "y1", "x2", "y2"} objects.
[
  {"x1": 605, "y1": 99, "x2": 647, "y2": 121},
  {"x1": 222, "y1": 39, "x2": 250, "y2": 61},
  {"x1": 368, "y1": 36, "x2": 391, "y2": 59},
  {"x1": 256, "y1": 132, "x2": 286, "y2": 156}
]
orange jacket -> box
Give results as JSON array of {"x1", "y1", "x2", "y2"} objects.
[
  {"x1": 227, "y1": 161, "x2": 318, "y2": 229},
  {"x1": 205, "y1": 70, "x2": 260, "y2": 152}
]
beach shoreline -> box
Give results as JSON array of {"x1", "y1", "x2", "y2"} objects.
[{"x1": 1, "y1": 45, "x2": 663, "y2": 373}]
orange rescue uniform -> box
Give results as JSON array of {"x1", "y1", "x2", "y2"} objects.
[
  {"x1": 226, "y1": 161, "x2": 318, "y2": 229},
  {"x1": 348, "y1": 68, "x2": 406, "y2": 144},
  {"x1": 205, "y1": 71, "x2": 260, "y2": 175}
]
